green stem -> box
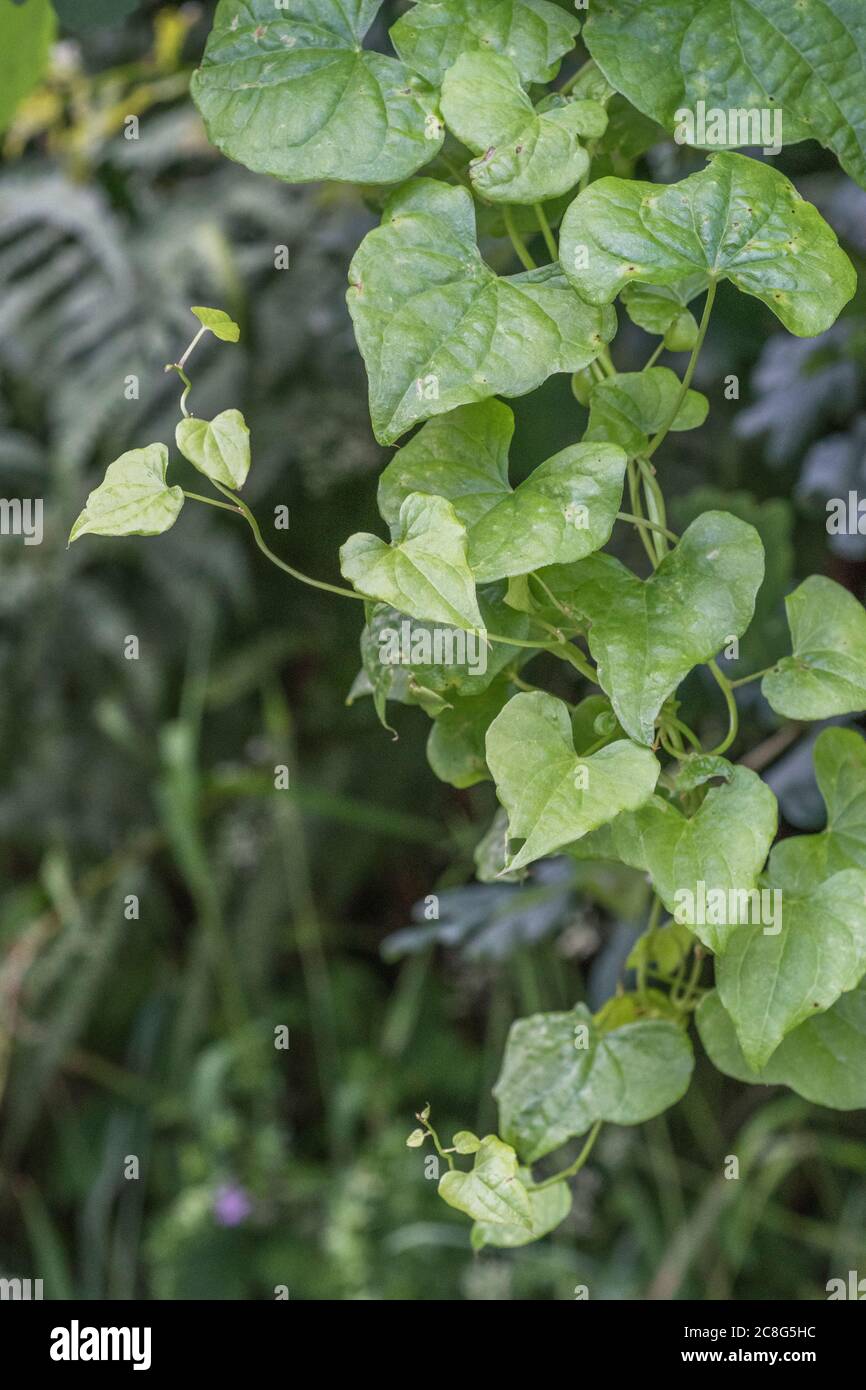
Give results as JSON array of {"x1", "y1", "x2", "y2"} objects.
[
  {"x1": 165, "y1": 362, "x2": 193, "y2": 417},
  {"x1": 210, "y1": 482, "x2": 365, "y2": 601},
  {"x1": 183, "y1": 490, "x2": 241, "y2": 514},
  {"x1": 503, "y1": 205, "x2": 536, "y2": 271},
  {"x1": 598, "y1": 347, "x2": 617, "y2": 378},
  {"x1": 526, "y1": 1119, "x2": 603, "y2": 1191},
  {"x1": 645, "y1": 281, "x2": 717, "y2": 460},
  {"x1": 617, "y1": 511, "x2": 678, "y2": 543},
  {"x1": 730, "y1": 665, "x2": 776, "y2": 689},
  {"x1": 708, "y1": 659, "x2": 738, "y2": 756},
  {"x1": 534, "y1": 202, "x2": 558, "y2": 260},
  {"x1": 644, "y1": 339, "x2": 666, "y2": 370},
  {"x1": 637, "y1": 456, "x2": 669, "y2": 562},
  {"x1": 667, "y1": 715, "x2": 703, "y2": 753},
  {"x1": 558, "y1": 59, "x2": 594, "y2": 97},
  {"x1": 421, "y1": 1116, "x2": 455, "y2": 1171},
  {"x1": 628, "y1": 460, "x2": 658, "y2": 568}
]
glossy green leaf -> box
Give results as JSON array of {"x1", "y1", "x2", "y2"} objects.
[
  {"x1": 390, "y1": 0, "x2": 580, "y2": 86},
  {"x1": 762, "y1": 576, "x2": 866, "y2": 719},
  {"x1": 190, "y1": 305, "x2": 240, "y2": 342},
  {"x1": 540, "y1": 512, "x2": 765, "y2": 746},
  {"x1": 716, "y1": 866, "x2": 866, "y2": 1069},
  {"x1": 348, "y1": 178, "x2": 616, "y2": 443},
  {"x1": 176, "y1": 409, "x2": 250, "y2": 490},
  {"x1": 68, "y1": 445, "x2": 184, "y2": 544},
  {"x1": 341, "y1": 493, "x2": 483, "y2": 631},
  {"x1": 191, "y1": 0, "x2": 443, "y2": 186},
  {"x1": 584, "y1": 0, "x2": 866, "y2": 190},
  {"x1": 471, "y1": 1175, "x2": 571, "y2": 1249},
  {"x1": 494, "y1": 1004, "x2": 694, "y2": 1162},
  {"x1": 440, "y1": 51, "x2": 605, "y2": 203},
  {"x1": 584, "y1": 367, "x2": 708, "y2": 456},
  {"x1": 767, "y1": 729, "x2": 866, "y2": 889},
  {"x1": 0, "y1": 0, "x2": 55, "y2": 136},
  {"x1": 485, "y1": 691, "x2": 660, "y2": 871},
  {"x1": 559, "y1": 152, "x2": 856, "y2": 337},
  {"x1": 697, "y1": 986, "x2": 866, "y2": 1109},
  {"x1": 438, "y1": 1134, "x2": 532, "y2": 1228},
  {"x1": 378, "y1": 400, "x2": 627, "y2": 582}
]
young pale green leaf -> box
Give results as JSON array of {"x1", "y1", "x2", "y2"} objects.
[
  {"x1": 341, "y1": 493, "x2": 483, "y2": 632},
  {"x1": 540, "y1": 512, "x2": 765, "y2": 746},
  {"x1": 390, "y1": 0, "x2": 580, "y2": 87},
  {"x1": 559, "y1": 152, "x2": 856, "y2": 337},
  {"x1": 378, "y1": 400, "x2": 627, "y2": 581},
  {"x1": 494, "y1": 1004, "x2": 694, "y2": 1163},
  {"x1": 584, "y1": 368, "x2": 708, "y2": 456},
  {"x1": 716, "y1": 867, "x2": 866, "y2": 1070},
  {"x1": 427, "y1": 680, "x2": 514, "y2": 789},
  {"x1": 697, "y1": 986, "x2": 866, "y2": 1110},
  {"x1": 191, "y1": 0, "x2": 443, "y2": 186},
  {"x1": 580, "y1": 767, "x2": 778, "y2": 955},
  {"x1": 348, "y1": 178, "x2": 616, "y2": 443},
  {"x1": 175, "y1": 409, "x2": 250, "y2": 490},
  {"x1": 68, "y1": 445, "x2": 184, "y2": 544},
  {"x1": 190, "y1": 305, "x2": 240, "y2": 343},
  {"x1": 762, "y1": 576, "x2": 866, "y2": 719},
  {"x1": 471, "y1": 1175, "x2": 571, "y2": 1249},
  {"x1": 485, "y1": 691, "x2": 660, "y2": 871},
  {"x1": 766, "y1": 729, "x2": 866, "y2": 890},
  {"x1": 584, "y1": 0, "x2": 866, "y2": 190},
  {"x1": 440, "y1": 51, "x2": 606, "y2": 204},
  {"x1": 438, "y1": 1135, "x2": 533, "y2": 1229},
  {"x1": 452, "y1": 1130, "x2": 481, "y2": 1154}
]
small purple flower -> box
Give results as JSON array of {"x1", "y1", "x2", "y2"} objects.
[{"x1": 213, "y1": 1183, "x2": 253, "y2": 1228}]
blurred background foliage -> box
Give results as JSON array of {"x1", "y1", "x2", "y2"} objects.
[{"x1": 1, "y1": 0, "x2": 865, "y2": 1301}]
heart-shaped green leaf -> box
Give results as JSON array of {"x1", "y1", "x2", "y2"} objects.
[
  {"x1": 716, "y1": 866, "x2": 866, "y2": 1069},
  {"x1": 68, "y1": 444, "x2": 184, "y2": 544},
  {"x1": 575, "y1": 767, "x2": 777, "y2": 954},
  {"x1": 390, "y1": 0, "x2": 580, "y2": 87},
  {"x1": 762, "y1": 576, "x2": 866, "y2": 719},
  {"x1": 190, "y1": 305, "x2": 240, "y2": 343},
  {"x1": 341, "y1": 493, "x2": 483, "y2": 631},
  {"x1": 348, "y1": 178, "x2": 616, "y2": 443},
  {"x1": 378, "y1": 400, "x2": 627, "y2": 581},
  {"x1": 697, "y1": 985, "x2": 866, "y2": 1110},
  {"x1": 494, "y1": 1004, "x2": 694, "y2": 1162},
  {"x1": 584, "y1": 0, "x2": 866, "y2": 191},
  {"x1": 440, "y1": 51, "x2": 606, "y2": 203},
  {"x1": 176, "y1": 409, "x2": 250, "y2": 490},
  {"x1": 559, "y1": 152, "x2": 856, "y2": 337},
  {"x1": 191, "y1": 0, "x2": 443, "y2": 185},
  {"x1": 584, "y1": 367, "x2": 708, "y2": 456},
  {"x1": 471, "y1": 1174, "x2": 571, "y2": 1249},
  {"x1": 485, "y1": 691, "x2": 660, "y2": 871},
  {"x1": 540, "y1": 512, "x2": 765, "y2": 746},
  {"x1": 438, "y1": 1134, "x2": 532, "y2": 1228},
  {"x1": 766, "y1": 729, "x2": 866, "y2": 891}
]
